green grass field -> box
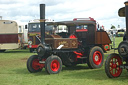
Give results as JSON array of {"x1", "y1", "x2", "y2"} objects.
[{"x1": 0, "y1": 37, "x2": 128, "y2": 85}]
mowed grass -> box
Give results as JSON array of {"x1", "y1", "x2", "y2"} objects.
[{"x1": 0, "y1": 37, "x2": 128, "y2": 85}]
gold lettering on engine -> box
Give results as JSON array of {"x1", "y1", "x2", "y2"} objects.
[
  {"x1": 72, "y1": 41, "x2": 77, "y2": 47},
  {"x1": 58, "y1": 41, "x2": 69, "y2": 47}
]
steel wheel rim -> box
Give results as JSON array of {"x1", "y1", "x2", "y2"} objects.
[
  {"x1": 51, "y1": 60, "x2": 60, "y2": 72},
  {"x1": 93, "y1": 51, "x2": 102, "y2": 65},
  {"x1": 109, "y1": 56, "x2": 122, "y2": 77}
]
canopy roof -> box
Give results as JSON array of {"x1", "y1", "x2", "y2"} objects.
[
  {"x1": 54, "y1": 20, "x2": 96, "y2": 26},
  {"x1": 47, "y1": 20, "x2": 96, "y2": 26}
]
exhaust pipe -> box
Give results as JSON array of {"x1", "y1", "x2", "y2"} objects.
[
  {"x1": 37, "y1": 4, "x2": 51, "y2": 57},
  {"x1": 40, "y1": 4, "x2": 45, "y2": 44}
]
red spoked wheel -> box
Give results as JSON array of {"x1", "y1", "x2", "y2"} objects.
[
  {"x1": 45, "y1": 55, "x2": 62, "y2": 74},
  {"x1": 87, "y1": 46, "x2": 104, "y2": 69},
  {"x1": 27, "y1": 55, "x2": 44, "y2": 73},
  {"x1": 105, "y1": 53, "x2": 123, "y2": 78},
  {"x1": 93, "y1": 51, "x2": 102, "y2": 65},
  {"x1": 51, "y1": 60, "x2": 60, "y2": 72}
]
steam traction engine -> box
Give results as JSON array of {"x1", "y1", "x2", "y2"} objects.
[
  {"x1": 105, "y1": 1, "x2": 128, "y2": 78},
  {"x1": 27, "y1": 4, "x2": 111, "y2": 74}
]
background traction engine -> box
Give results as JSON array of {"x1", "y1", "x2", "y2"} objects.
[{"x1": 105, "y1": 1, "x2": 128, "y2": 78}]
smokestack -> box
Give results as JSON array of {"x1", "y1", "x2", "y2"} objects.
[
  {"x1": 40, "y1": 4, "x2": 45, "y2": 44},
  {"x1": 125, "y1": 1, "x2": 128, "y2": 40}
]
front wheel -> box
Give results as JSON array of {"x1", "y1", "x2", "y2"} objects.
[
  {"x1": 105, "y1": 53, "x2": 123, "y2": 78},
  {"x1": 27, "y1": 55, "x2": 44, "y2": 73},
  {"x1": 45, "y1": 55, "x2": 62, "y2": 74},
  {"x1": 87, "y1": 46, "x2": 104, "y2": 69}
]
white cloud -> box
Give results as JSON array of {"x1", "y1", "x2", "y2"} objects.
[{"x1": 0, "y1": 0, "x2": 127, "y2": 29}]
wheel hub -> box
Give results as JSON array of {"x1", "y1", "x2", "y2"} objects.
[
  {"x1": 52, "y1": 63, "x2": 57, "y2": 68},
  {"x1": 93, "y1": 51, "x2": 102, "y2": 65},
  {"x1": 112, "y1": 64, "x2": 117, "y2": 68},
  {"x1": 51, "y1": 60, "x2": 60, "y2": 72},
  {"x1": 94, "y1": 55, "x2": 99, "y2": 61}
]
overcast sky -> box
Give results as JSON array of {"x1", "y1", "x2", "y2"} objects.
[{"x1": 0, "y1": 0, "x2": 127, "y2": 30}]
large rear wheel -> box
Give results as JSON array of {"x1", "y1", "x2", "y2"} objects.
[
  {"x1": 105, "y1": 53, "x2": 123, "y2": 78},
  {"x1": 27, "y1": 55, "x2": 44, "y2": 73},
  {"x1": 87, "y1": 46, "x2": 104, "y2": 69},
  {"x1": 45, "y1": 55, "x2": 62, "y2": 74}
]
